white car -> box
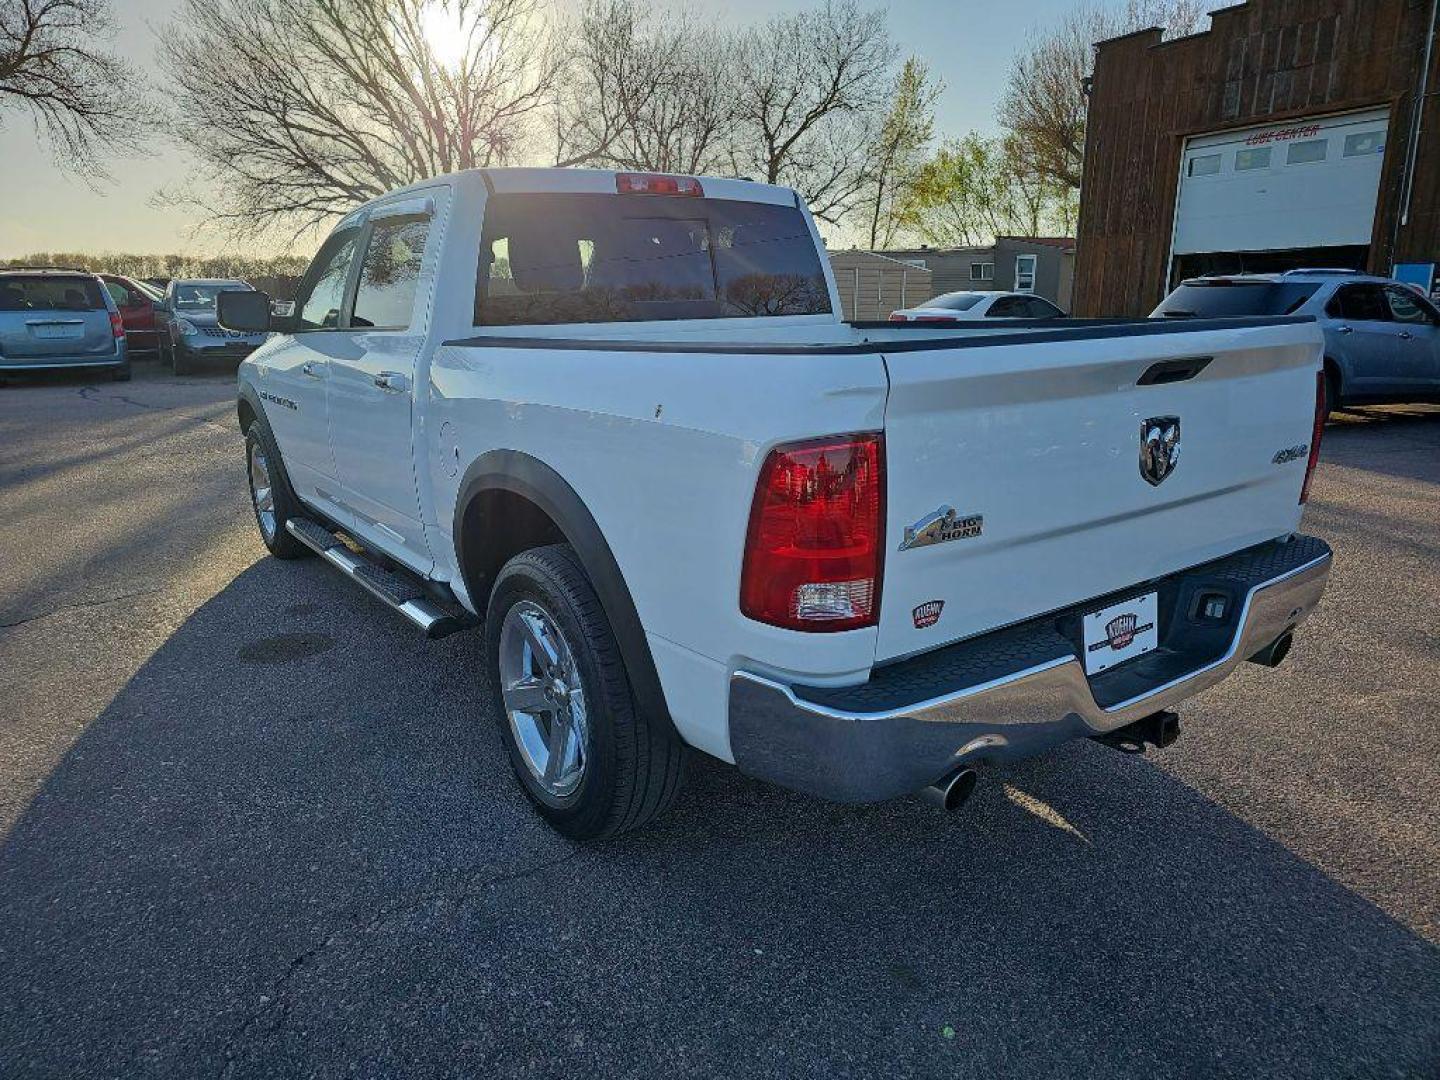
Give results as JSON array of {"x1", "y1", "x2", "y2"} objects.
[
  {"x1": 889, "y1": 290, "x2": 1066, "y2": 321},
  {"x1": 222, "y1": 167, "x2": 1332, "y2": 839}
]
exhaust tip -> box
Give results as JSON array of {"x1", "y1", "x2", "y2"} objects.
[
  {"x1": 920, "y1": 767, "x2": 979, "y2": 812},
  {"x1": 1249, "y1": 631, "x2": 1294, "y2": 668}
]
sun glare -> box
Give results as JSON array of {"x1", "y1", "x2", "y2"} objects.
[{"x1": 418, "y1": 0, "x2": 477, "y2": 72}]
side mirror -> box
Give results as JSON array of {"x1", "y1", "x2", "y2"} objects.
[{"x1": 217, "y1": 290, "x2": 272, "y2": 333}]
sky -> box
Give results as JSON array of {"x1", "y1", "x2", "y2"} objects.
[{"x1": 0, "y1": 0, "x2": 1103, "y2": 257}]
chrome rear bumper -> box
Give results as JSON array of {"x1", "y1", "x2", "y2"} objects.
[{"x1": 729, "y1": 535, "x2": 1332, "y2": 804}]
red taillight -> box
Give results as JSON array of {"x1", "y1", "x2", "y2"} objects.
[
  {"x1": 109, "y1": 311, "x2": 125, "y2": 338},
  {"x1": 615, "y1": 172, "x2": 703, "y2": 196},
  {"x1": 740, "y1": 434, "x2": 884, "y2": 632},
  {"x1": 888, "y1": 312, "x2": 908, "y2": 322},
  {"x1": 1300, "y1": 370, "x2": 1325, "y2": 504},
  {"x1": 914, "y1": 315, "x2": 957, "y2": 323}
]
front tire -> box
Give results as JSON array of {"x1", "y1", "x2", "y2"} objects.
[
  {"x1": 485, "y1": 544, "x2": 685, "y2": 840},
  {"x1": 245, "y1": 421, "x2": 309, "y2": 559}
]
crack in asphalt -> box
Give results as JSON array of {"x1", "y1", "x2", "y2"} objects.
[
  {"x1": 78, "y1": 385, "x2": 166, "y2": 411},
  {"x1": 77, "y1": 384, "x2": 236, "y2": 434},
  {"x1": 215, "y1": 849, "x2": 583, "y2": 1077},
  {"x1": 0, "y1": 587, "x2": 165, "y2": 631}
]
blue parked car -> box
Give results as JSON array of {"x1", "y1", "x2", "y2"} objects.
[
  {"x1": 0, "y1": 267, "x2": 130, "y2": 381},
  {"x1": 1151, "y1": 269, "x2": 1440, "y2": 414}
]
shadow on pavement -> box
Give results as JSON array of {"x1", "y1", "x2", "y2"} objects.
[
  {"x1": 1, "y1": 557, "x2": 1437, "y2": 1078},
  {"x1": 1322, "y1": 405, "x2": 1440, "y2": 488}
]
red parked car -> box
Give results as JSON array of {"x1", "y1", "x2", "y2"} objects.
[{"x1": 98, "y1": 274, "x2": 164, "y2": 356}]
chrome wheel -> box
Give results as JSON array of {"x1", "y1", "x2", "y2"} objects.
[
  {"x1": 248, "y1": 441, "x2": 276, "y2": 542},
  {"x1": 499, "y1": 599, "x2": 589, "y2": 798}
]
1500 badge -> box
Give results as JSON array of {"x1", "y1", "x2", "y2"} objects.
[
  {"x1": 898, "y1": 505, "x2": 983, "y2": 551},
  {"x1": 259, "y1": 390, "x2": 298, "y2": 411}
]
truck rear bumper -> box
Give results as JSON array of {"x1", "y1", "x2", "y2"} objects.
[{"x1": 729, "y1": 534, "x2": 1332, "y2": 804}]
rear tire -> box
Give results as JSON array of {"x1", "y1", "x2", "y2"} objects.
[
  {"x1": 245, "y1": 421, "x2": 310, "y2": 559},
  {"x1": 1324, "y1": 368, "x2": 1341, "y2": 418},
  {"x1": 111, "y1": 359, "x2": 132, "y2": 382},
  {"x1": 485, "y1": 544, "x2": 686, "y2": 840}
]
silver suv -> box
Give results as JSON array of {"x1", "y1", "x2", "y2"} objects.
[
  {"x1": 0, "y1": 267, "x2": 130, "y2": 381},
  {"x1": 1151, "y1": 269, "x2": 1440, "y2": 412}
]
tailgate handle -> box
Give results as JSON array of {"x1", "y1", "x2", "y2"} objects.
[{"x1": 1138, "y1": 356, "x2": 1212, "y2": 386}]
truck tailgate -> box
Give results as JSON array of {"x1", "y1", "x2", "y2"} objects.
[{"x1": 876, "y1": 320, "x2": 1322, "y2": 662}]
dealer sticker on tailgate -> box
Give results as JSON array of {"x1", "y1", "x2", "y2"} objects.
[{"x1": 1082, "y1": 593, "x2": 1158, "y2": 675}]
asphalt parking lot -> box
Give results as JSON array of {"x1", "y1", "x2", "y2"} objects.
[{"x1": 1, "y1": 362, "x2": 1437, "y2": 1078}]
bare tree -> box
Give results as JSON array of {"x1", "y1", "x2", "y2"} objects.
[
  {"x1": 900, "y1": 134, "x2": 1076, "y2": 248},
  {"x1": 555, "y1": 0, "x2": 733, "y2": 175},
  {"x1": 998, "y1": 0, "x2": 1207, "y2": 195},
  {"x1": 728, "y1": 1, "x2": 897, "y2": 224},
  {"x1": 160, "y1": 0, "x2": 565, "y2": 241},
  {"x1": 0, "y1": 0, "x2": 141, "y2": 173},
  {"x1": 856, "y1": 57, "x2": 939, "y2": 249}
]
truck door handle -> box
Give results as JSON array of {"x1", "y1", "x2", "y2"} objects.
[
  {"x1": 301, "y1": 361, "x2": 323, "y2": 378},
  {"x1": 1335, "y1": 326, "x2": 1353, "y2": 334},
  {"x1": 373, "y1": 371, "x2": 410, "y2": 393}
]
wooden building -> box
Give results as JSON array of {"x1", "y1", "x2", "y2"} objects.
[{"x1": 1073, "y1": 0, "x2": 1440, "y2": 316}]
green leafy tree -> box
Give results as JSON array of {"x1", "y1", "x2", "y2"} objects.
[
  {"x1": 857, "y1": 57, "x2": 939, "y2": 249},
  {"x1": 901, "y1": 134, "x2": 1076, "y2": 247}
]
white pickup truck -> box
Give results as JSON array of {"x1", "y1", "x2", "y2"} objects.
[{"x1": 220, "y1": 167, "x2": 1333, "y2": 839}]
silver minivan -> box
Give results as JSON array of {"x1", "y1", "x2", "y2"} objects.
[{"x1": 0, "y1": 268, "x2": 131, "y2": 381}]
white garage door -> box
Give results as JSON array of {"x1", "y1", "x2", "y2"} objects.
[{"x1": 1172, "y1": 108, "x2": 1390, "y2": 256}]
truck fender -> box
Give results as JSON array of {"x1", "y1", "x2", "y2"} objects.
[
  {"x1": 453, "y1": 450, "x2": 673, "y2": 732},
  {"x1": 237, "y1": 380, "x2": 266, "y2": 434},
  {"x1": 236, "y1": 381, "x2": 302, "y2": 501}
]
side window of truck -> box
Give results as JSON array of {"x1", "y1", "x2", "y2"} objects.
[
  {"x1": 351, "y1": 215, "x2": 431, "y2": 330},
  {"x1": 295, "y1": 229, "x2": 361, "y2": 331}
]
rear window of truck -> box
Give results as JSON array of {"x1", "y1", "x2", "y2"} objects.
[
  {"x1": 473, "y1": 193, "x2": 833, "y2": 325},
  {"x1": 1153, "y1": 280, "x2": 1319, "y2": 318},
  {"x1": 0, "y1": 275, "x2": 105, "y2": 312}
]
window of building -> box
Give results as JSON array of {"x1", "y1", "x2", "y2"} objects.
[
  {"x1": 1014, "y1": 254, "x2": 1037, "y2": 293},
  {"x1": 1287, "y1": 139, "x2": 1328, "y2": 165},
  {"x1": 969, "y1": 262, "x2": 994, "y2": 281},
  {"x1": 1342, "y1": 131, "x2": 1385, "y2": 157},
  {"x1": 1234, "y1": 147, "x2": 1271, "y2": 171},
  {"x1": 1188, "y1": 154, "x2": 1221, "y2": 176}
]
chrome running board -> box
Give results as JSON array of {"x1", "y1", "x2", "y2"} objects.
[{"x1": 285, "y1": 517, "x2": 462, "y2": 639}]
